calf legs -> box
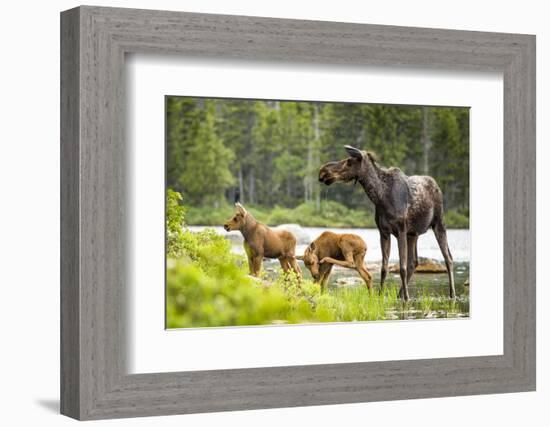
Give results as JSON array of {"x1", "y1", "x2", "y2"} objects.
[
  {"x1": 318, "y1": 263, "x2": 333, "y2": 293},
  {"x1": 279, "y1": 257, "x2": 302, "y2": 279},
  {"x1": 320, "y1": 251, "x2": 372, "y2": 290},
  {"x1": 251, "y1": 255, "x2": 263, "y2": 277},
  {"x1": 289, "y1": 257, "x2": 302, "y2": 279},
  {"x1": 279, "y1": 258, "x2": 291, "y2": 273},
  {"x1": 355, "y1": 257, "x2": 373, "y2": 290},
  {"x1": 320, "y1": 256, "x2": 355, "y2": 269}
]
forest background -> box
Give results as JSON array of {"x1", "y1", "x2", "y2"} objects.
[{"x1": 166, "y1": 97, "x2": 469, "y2": 228}]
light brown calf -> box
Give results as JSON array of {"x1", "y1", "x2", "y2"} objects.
[
  {"x1": 224, "y1": 203, "x2": 302, "y2": 278},
  {"x1": 299, "y1": 231, "x2": 372, "y2": 292}
]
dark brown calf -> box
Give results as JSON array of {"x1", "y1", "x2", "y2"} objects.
[
  {"x1": 224, "y1": 203, "x2": 302, "y2": 278},
  {"x1": 298, "y1": 231, "x2": 372, "y2": 292}
]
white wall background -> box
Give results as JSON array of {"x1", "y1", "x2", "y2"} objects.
[{"x1": 0, "y1": 0, "x2": 546, "y2": 425}]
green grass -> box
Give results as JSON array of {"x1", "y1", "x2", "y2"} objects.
[{"x1": 185, "y1": 200, "x2": 469, "y2": 229}]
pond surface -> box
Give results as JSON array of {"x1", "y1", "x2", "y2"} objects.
[
  {"x1": 189, "y1": 225, "x2": 470, "y2": 262},
  {"x1": 260, "y1": 257, "x2": 470, "y2": 319},
  {"x1": 188, "y1": 225, "x2": 470, "y2": 319}
]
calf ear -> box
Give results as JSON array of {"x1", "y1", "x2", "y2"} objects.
[
  {"x1": 295, "y1": 255, "x2": 304, "y2": 260},
  {"x1": 344, "y1": 145, "x2": 364, "y2": 160},
  {"x1": 235, "y1": 202, "x2": 247, "y2": 215},
  {"x1": 309, "y1": 241, "x2": 316, "y2": 251}
]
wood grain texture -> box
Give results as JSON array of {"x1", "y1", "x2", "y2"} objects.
[
  {"x1": 60, "y1": 5, "x2": 536, "y2": 420},
  {"x1": 60, "y1": 7, "x2": 80, "y2": 419}
]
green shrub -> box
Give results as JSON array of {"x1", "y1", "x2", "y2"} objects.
[
  {"x1": 166, "y1": 190, "x2": 325, "y2": 328},
  {"x1": 166, "y1": 189, "x2": 187, "y2": 257},
  {"x1": 178, "y1": 192, "x2": 469, "y2": 230},
  {"x1": 443, "y1": 209, "x2": 469, "y2": 229},
  {"x1": 185, "y1": 200, "x2": 377, "y2": 228},
  {"x1": 166, "y1": 229, "x2": 334, "y2": 328},
  {"x1": 167, "y1": 260, "x2": 293, "y2": 328}
]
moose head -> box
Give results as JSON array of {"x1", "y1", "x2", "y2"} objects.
[
  {"x1": 297, "y1": 241, "x2": 321, "y2": 281},
  {"x1": 318, "y1": 145, "x2": 375, "y2": 186},
  {"x1": 223, "y1": 203, "x2": 248, "y2": 231}
]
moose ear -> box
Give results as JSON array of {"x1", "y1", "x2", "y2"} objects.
[
  {"x1": 309, "y1": 241, "x2": 316, "y2": 251},
  {"x1": 367, "y1": 152, "x2": 377, "y2": 164},
  {"x1": 344, "y1": 145, "x2": 364, "y2": 160},
  {"x1": 295, "y1": 255, "x2": 304, "y2": 261},
  {"x1": 235, "y1": 202, "x2": 247, "y2": 215}
]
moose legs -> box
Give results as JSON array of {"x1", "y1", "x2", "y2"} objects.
[
  {"x1": 279, "y1": 257, "x2": 302, "y2": 279},
  {"x1": 379, "y1": 233, "x2": 391, "y2": 291},
  {"x1": 249, "y1": 255, "x2": 263, "y2": 277},
  {"x1": 289, "y1": 257, "x2": 302, "y2": 278},
  {"x1": 318, "y1": 263, "x2": 333, "y2": 293},
  {"x1": 320, "y1": 252, "x2": 372, "y2": 290},
  {"x1": 406, "y1": 234, "x2": 419, "y2": 283},
  {"x1": 433, "y1": 221, "x2": 456, "y2": 299},
  {"x1": 397, "y1": 231, "x2": 410, "y2": 301},
  {"x1": 356, "y1": 259, "x2": 373, "y2": 290},
  {"x1": 397, "y1": 231, "x2": 416, "y2": 301}
]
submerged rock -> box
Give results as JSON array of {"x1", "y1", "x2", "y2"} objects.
[
  {"x1": 365, "y1": 263, "x2": 380, "y2": 271},
  {"x1": 415, "y1": 261, "x2": 447, "y2": 273},
  {"x1": 335, "y1": 276, "x2": 364, "y2": 286},
  {"x1": 389, "y1": 260, "x2": 447, "y2": 274}
]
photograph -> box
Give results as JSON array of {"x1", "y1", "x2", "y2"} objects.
[
  {"x1": 165, "y1": 96, "x2": 470, "y2": 329},
  {"x1": 50, "y1": 3, "x2": 539, "y2": 421}
]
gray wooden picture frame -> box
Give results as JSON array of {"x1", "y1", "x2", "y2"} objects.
[{"x1": 60, "y1": 5, "x2": 536, "y2": 421}]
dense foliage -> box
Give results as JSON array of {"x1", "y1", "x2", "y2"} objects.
[
  {"x1": 167, "y1": 98, "x2": 469, "y2": 227},
  {"x1": 184, "y1": 200, "x2": 469, "y2": 229},
  {"x1": 165, "y1": 191, "x2": 328, "y2": 328}
]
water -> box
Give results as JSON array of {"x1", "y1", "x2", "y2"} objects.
[{"x1": 188, "y1": 225, "x2": 470, "y2": 263}]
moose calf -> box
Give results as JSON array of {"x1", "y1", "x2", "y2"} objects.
[
  {"x1": 224, "y1": 203, "x2": 302, "y2": 278},
  {"x1": 299, "y1": 231, "x2": 372, "y2": 292}
]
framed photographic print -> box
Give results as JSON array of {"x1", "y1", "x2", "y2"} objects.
[{"x1": 61, "y1": 5, "x2": 536, "y2": 420}]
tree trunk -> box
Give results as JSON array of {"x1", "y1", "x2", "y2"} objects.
[
  {"x1": 248, "y1": 169, "x2": 255, "y2": 204},
  {"x1": 422, "y1": 107, "x2": 431, "y2": 175},
  {"x1": 238, "y1": 166, "x2": 244, "y2": 204},
  {"x1": 303, "y1": 177, "x2": 310, "y2": 203},
  {"x1": 246, "y1": 108, "x2": 256, "y2": 204},
  {"x1": 313, "y1": 103, "x2": 321, "y2": 210},
  {"x1": 286, "y1": 176, "x2": 291, "y2": 199},
  {"x1": 305, "y1": 117, "x2": 314, "y2": 203}
]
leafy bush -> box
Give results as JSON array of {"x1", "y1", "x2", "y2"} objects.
[
  {"x1": 166, "y1": 190, "x2": 327, "y2": 328},
  {"x1": 185, "y1": 200, "x2": 377, "y2": 228},
  {"x1": 184, "y1": 204, "x2": 238, "y2": 228},
  {"x1": 184, "y1": 200, "x2": 468, "y2": 229},
  {"x1": 443, "y1": 209, "x2": 469, "y2": 229},
  {"x1": 166, "y1": 189, "x2": 186, "y2": 258},
  {"x1": 167, "y1": 260, "x2": 292, "y2": 328},
  {"x1": 166, "y1": 230, "x2": 336, "y2": 328}
]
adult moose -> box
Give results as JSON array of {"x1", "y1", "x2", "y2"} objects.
[{"x1": 318, "y1": 146, "x2": 455, "y2": 301}]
